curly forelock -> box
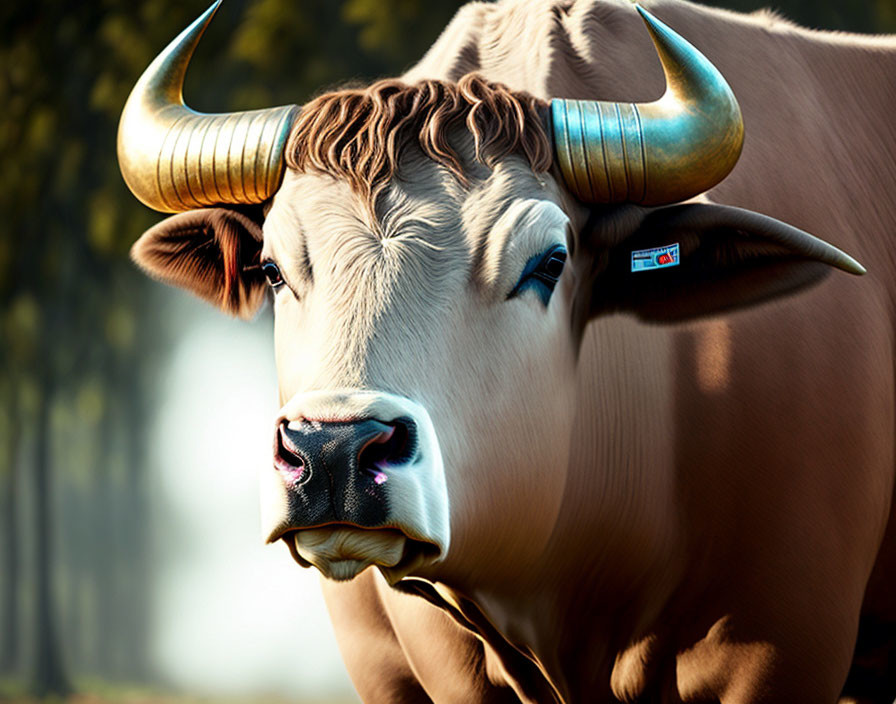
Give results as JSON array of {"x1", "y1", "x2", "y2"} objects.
[{"x1": 285, "y1": 74, "x2": 552, "y2": 201}]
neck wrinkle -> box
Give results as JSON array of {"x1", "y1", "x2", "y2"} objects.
[{"x1": 395, "y1": 577, "x2": 568, "y2": 703}]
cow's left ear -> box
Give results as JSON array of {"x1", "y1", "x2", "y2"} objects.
[
  {"x1": 588, "y1": 203, "x2": 865, "y2": 323},
  {"x1": 131, "y1": 207, "x2": 267, "y2": 320}
]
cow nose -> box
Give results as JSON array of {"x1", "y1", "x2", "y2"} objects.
[{"x1": 276, "y1": 418, "x2": 414, "y2": 488}]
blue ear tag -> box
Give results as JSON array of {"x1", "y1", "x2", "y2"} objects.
[{"x1": 631, "y1": 243, "x2": 680, "y2": 272}]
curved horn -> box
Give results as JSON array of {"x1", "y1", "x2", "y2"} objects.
[
  {"x1": 117, "y1": 0, "x2": 300, "y2": 213},
  {"x1": 551, "y1": 6, "x2": 744, "y2": 206}
]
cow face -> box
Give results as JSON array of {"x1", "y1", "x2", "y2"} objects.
[{"x1": 256, "y1": 147, "x2": 585, "y2": 587}]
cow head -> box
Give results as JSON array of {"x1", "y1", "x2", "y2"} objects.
[{"x1": 118, "y1": 3, "x2": 863, "y2": 590}]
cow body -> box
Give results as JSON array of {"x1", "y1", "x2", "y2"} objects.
[
  {"x1": 313, "y1": 1, "x2": 896, "y2": 701},
  {"x1": 118, "y1": 0, "x2": 896, "y2": 701}
]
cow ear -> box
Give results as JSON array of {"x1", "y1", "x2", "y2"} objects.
[
  {"x1": 588, "y1": 203, "x2": 865, "y2": 323},
  {"x1": 131, "y1": 208, "x2": 267, "y2": 320}
]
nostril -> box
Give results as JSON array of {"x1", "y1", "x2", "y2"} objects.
[
  {"x1": 279, "y1": 424, "x2": 303, "y2": 459},
  {"x1": 275, "y1": 417, "x2": 416, "y2": 489},
  {"x1": 358, "y1": 419, "x2": 412, "y2": 479},
  {"x1": 276, "y1": 424, "x2": 308, "y2": 485}
]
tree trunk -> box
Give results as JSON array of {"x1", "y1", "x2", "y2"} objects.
[
  {"x1": 118, "y1": 372, "x2": 152, "y2": 682},
  {"x1": 89, "y1": 391, "x2": 116, "y2": 677},
  {"x1": 0, "y1": 387, "x2": 22, "y2": 675},
  {"x1": 30, "y1": 372, "x2": 72, "y2": 697}
]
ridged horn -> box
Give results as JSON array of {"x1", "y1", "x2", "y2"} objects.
[
  {"x1": 117, "y1": 0, "x2": 300, "y2": 213},
  {"x1": 551, "y1": 5, "x2": 744, "y2": 206}
]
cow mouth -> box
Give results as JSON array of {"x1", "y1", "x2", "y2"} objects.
[{"x1": 282, "y1": 525, "x2": 441, "y2": 584}]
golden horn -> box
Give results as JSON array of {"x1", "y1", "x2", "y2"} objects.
[
  {"x1": 117, "y1": 0, "x2": 300, "y2": 213},
  {"x1": 551, "y1": 6, "x2": 744, "y2": 206}
]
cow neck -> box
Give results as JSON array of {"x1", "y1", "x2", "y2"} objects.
[{"x1": 395, "y1": 577, "x2": 568, "y2": 704}]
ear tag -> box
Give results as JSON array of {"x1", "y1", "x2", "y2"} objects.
[{"x1": 631, "y1": 243, "x2": 679, "y2": 272}]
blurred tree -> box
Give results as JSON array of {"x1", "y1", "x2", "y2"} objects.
[
  {"x1": 0, "y1": 378, "x2": 22, "y2": 674},
  {"x1": 880, "y1": 0, "x2": 896, "y2": 31},
  {"x1": 342, "y1": 0, "x2": 464, "y2": 63},
  {"x1": 0, "y1": 0, "x2": 181, "y2": 694}
]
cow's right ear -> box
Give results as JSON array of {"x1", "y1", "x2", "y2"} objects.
[{"x1": 131, "y1": 208, "x2": 267, "y2": 319}]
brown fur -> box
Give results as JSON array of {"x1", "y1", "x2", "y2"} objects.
[
  {"x1": 131, "y1": 208, "x2": 265, "y2": 318},
  {"x1": 285, "y1": 74, "x2": 552, "y2": 204}
]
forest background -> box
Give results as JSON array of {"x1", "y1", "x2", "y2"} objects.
[{"x1": 2, "y1": 0, "x2": 894, "y2": 701}]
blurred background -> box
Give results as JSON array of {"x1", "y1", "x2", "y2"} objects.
[{"x1": 1, "y1": 0, "x2": 894, "y2": 702}]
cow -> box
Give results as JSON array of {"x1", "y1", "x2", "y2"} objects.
[{"x1": 116, "y1": 0, "x2": 896, "y2": 701}]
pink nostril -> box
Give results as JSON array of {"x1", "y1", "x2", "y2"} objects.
[
  {"x1": 357, "y1": 421, "x2": 409, "y2": 477},
  {"x1": 365, "y1": 425, "x2": 395, "y2": 448},
  {"x1": 279, "y1": 425, "x2": 304, "y2": 457},
  {"x1": 357, "y1": 426, "x2": 395, "y2": 476},
  {"x1": 275, "y1": 425, "x2": 306, "y2": 484}
]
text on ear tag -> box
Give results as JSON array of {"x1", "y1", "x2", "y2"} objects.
[{"x1": 631, "y1": 243, "x2": 680, "y2": 272}]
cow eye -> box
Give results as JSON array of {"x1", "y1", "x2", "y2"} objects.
[
  {"x1": 509, "y1": 245, "x2": 567, "y2": 305},
  {"x1": 261, "y1": 261, "x2": 284, "y2": 288},
  {"x1": 534, "y1": 247, "x2": 567, "y2": 284}
]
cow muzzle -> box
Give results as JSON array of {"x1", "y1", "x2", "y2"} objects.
[{"x1": 262, "y1": 391, "x2": 450, "y2": 584}]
